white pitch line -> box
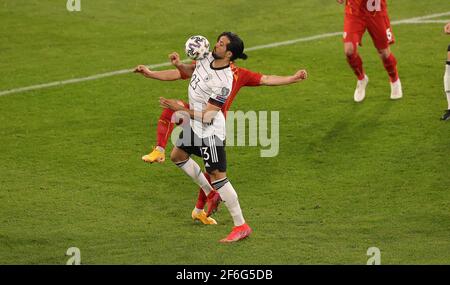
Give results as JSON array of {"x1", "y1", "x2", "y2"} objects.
[
  {"x1": 245, "y1": 32, "x2": 343, "y2": 52},
  {"x1": 403, "y1": 20, "x2": 450, "y2": 24},
  {"x1": 392, "y1": 11, "x2": 450, "y2": 25},
  {"x1": 1, "y1": 11, "x2": 449, "y2": 97}
]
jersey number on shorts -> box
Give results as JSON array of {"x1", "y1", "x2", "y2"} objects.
[
  {"x1": 366, "y1": 0, "x2": 381, "y2": 12},
  {"x1": 201, "y1": 147, "x2": 210, "y2": 161},
  {"x1": 386, "y1": 28, "x2": 392, "y2": 42}
]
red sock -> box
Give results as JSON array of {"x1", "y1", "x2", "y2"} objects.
[
  {"x1": 156, "y1": 108, "x2": 175, "y2": 149},
  {"x1": 156, "y1": 102, "x2": 190, "y2": 149},
  {"x1": 346, "y1": 53, "x2": 365, "y2": 80},
  {"x1": 382, "y1": 54, "x2": 399, "y2": 83},
  {"x1": 195, "y1": 172, "x2": 211, "y2": 209}
]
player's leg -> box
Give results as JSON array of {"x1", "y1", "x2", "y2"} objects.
[
  {"x1": 343, "y1": 15, "x2": 369, "y2": 102},
  {"x1": 191, "y1": 172, "x2": 217, "y2": 225},
  {"x1": 171, "y1": 127, "x2": 217, "y2": 224},
  {"x1": 346, "y1": 42, "x2": 369, "y2": 102},
  {"x1": 171, "y1": 128, "x2": 214, "y2": 197},
  {"x1": 377, "y1": 46, "x2": 402, "y2": 100},
  {"x1": 201, "y1": 136, "x2": 251, "y2": 243},
  {"x1": 142, "y1": 100, "x2": 189, "y2": 163},
  {"x1": 442, "y1": 45, "x2": 450, "y2": 120},
  {"x1": 442, "y1": 45, "x2": 450, "y2": 121},
  {"x1": 193, "y1": 172, "x2": 209, "y2": 211},
  {"x1": 209, "y1": 170, "x2": 252, "y2": 243},
  {"x1": 171, "y1": 146, "x2": 209, "y2": 194},
  {"x1": 344, "y1": 42, "x2": 365, "y2": 81},
  {"x1": 142, "y1": 108, "x2": 174, "y2": 163},
  {"x1": 377, "y1": 47, "x2": 398, "y2": 82},
  {"x1": 368, "y1": 15, "x2": 402, "y2": 99}
]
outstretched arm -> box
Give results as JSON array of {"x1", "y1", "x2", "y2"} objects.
[
  {"x1": 133, "y1": 65, "x2": 182, "y2": 81},
  {"x1": 260, "y1": 69, "x2": 308, "y2": 86},
  {"x1": 133, "y1": 51, "x2": 196, "y2": 81}
]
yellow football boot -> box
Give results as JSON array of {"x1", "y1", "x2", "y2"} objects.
[
  {"x1": 191, "y1": 209, "x2": 217, "y2": 225},
  {"x1": 142, "y1": 147, "x2": 165, "y2": 163}
]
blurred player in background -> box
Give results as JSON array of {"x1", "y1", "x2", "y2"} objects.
[
  {"x1": 337, "y1": 0, "x2": 402, "y2": 102},
  {"x1": 134, "y1": 33, "x2": 307, "y2": 227},
  {"x1": 441, "y1": 22, "x2": 450, "y2": 121}
]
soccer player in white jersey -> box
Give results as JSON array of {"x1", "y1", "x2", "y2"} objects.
[
  {"x1": 134, "y1": 33, "x2": 308, "y2": 226},
  {"x1": 159, "y1": 32, "x2": 253, "y2": 242}
]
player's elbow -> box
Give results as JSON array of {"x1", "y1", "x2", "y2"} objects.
[
  {"x1": 260, "y1": 75, "x2": 269, "y2": 86},
  {"x1": 260, "y1": 75, "x2": 284, "y2": 86}
]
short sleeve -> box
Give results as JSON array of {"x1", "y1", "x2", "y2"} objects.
[
  {"x1": 208, "y1": 85, "x2": 231, "y2": 108},
  {"x1": 239, "y1": 67, "x2": 263, "y2": 87}
]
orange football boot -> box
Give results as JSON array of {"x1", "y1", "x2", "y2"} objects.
[{"x1": 219, "y1": 223, "x2": 252, "y2": 243}]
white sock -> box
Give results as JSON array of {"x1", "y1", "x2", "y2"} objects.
[
  {"x1": 213, "y1": 178, "x2": 245, "y2": 226},
  {"x1": 193, "y1": 207, "x2": 203, "y2": 214},
  {"x1": 445, "y1": 63, "x2": 450, "y2": 109},
  {"x1": 176, "y1": 158, "x2": 212, "y2": 195},
  {"x1": 156, "y1": 146, "x2": 165, "y2": 152}
]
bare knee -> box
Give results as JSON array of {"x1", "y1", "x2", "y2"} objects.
[
  {"x1": 170, "y1": 151, "x2": 178, "y2": 163},
  {"x1": 378, "y1": 48, "x2": 391, "y2": 60},
  {"x1": 344, "y1": 42, "x2": 355, "y2": 57},
  {"x1": 170, "y1": 147, "x2": 189, "y2": 163},
  {"x1": 208, "y1": 170, "x2": 226, "y2": 183}
]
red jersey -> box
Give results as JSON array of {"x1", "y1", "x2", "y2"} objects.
[
  {"x1": 179, "y1": 62, "x2": 263, "y2": 117},
  {"x1": 345, "y1": 0, "x2": 388, "y2": 16},
  {"x1": 222, "y1": 63, "x2": 262, "y2": 117}
]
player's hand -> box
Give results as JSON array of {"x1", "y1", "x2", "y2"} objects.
[
  {"x1": 133, "y1": 65, "x2": 151, "y2": 75},
  {"x1": 292, "y1": 69, "x2": 308, "y2": 82},
  {"x1": 159, "y1": 97, "x2": 185, "y2": 111},
  {"x1": 169, "y1": 52, "x2": 181, "y2": 67},
  {"x1": 445, "y1": 23, "x2": 450, "y2": 34},
  {"x1": 336, "y1": 0, "x2": 345, "y2": 4}
]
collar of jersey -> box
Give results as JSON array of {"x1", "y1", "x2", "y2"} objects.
[{"x1": 210, "y1": 61, "x2": 230, "y2": 70}]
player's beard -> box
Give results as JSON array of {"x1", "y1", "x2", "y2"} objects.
[{"x1": 212, "y1": 48, "x2": 224, "y2": 60}]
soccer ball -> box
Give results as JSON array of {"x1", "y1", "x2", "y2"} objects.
[{"x1": 185, "y1": 35, "x2": 210, "y2": 60}]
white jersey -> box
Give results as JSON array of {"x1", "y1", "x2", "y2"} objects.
[{"x1": 188, "y1": 53, "x2": 233, "y2": 141}]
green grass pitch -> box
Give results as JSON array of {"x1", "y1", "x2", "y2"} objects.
[{"x1": 1, "y1": 0, "x2": 450, "y2": 264}]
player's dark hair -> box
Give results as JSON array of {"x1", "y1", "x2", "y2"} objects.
[{"x1": 218, "y1": 32, "x2": 248, "y2": 61}]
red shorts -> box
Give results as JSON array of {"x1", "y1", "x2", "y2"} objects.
[{"x1": 343, "y1": 14, "x2": 394, "y2": 50}]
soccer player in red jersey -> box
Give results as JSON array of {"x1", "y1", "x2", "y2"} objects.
[
  {"x1": 134, "y1": 32, "x2": 307, "y2": 228},
  {"x1": 337, "y1": 0, "x2": 402, "y2": 102},
  {"x1": 441, "y1": 22, "x2": 450, "y2": 121}
]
